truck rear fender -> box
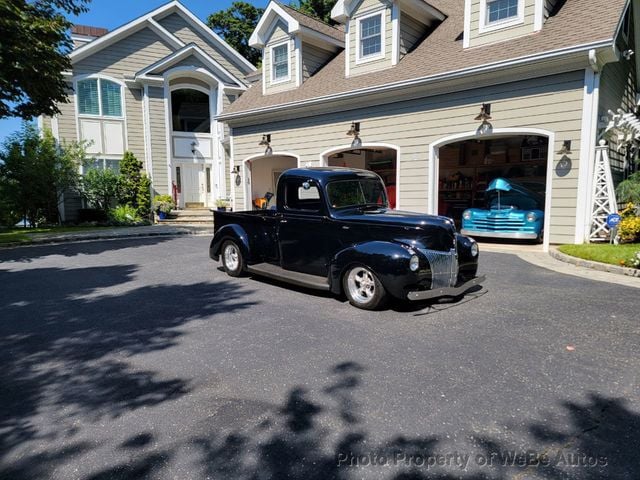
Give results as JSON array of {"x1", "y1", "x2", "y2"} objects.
[
  {"x1": 329, "y1": 241, "x2": 416, "y2": 298},
  {"x1": 209, "y1": 224, "x2": 250, "y2": 261}
]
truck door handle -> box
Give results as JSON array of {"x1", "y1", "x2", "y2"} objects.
[
  {"x1": 280, "y1": 219, "x2": 288, "y2": 224},
  {"x1": 342, "y1": 226, "x2": 350, "y2": 230}
]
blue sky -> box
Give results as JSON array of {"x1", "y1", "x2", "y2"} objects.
[{"x1": 0, "y1": 0, "x2": 269, "y2": 144}]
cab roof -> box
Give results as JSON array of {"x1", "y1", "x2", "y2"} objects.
[{"x1": 281, "y1": 167, "x2": 381, "y2": 184}]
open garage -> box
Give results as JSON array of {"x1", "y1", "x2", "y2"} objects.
[{"x1": 436, "y1": 135, "x2": 549, "y2": 235}]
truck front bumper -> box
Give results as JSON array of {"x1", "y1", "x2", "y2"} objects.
[{"x1": 407, "y1": 275, "x2": 486, "y2": 301}]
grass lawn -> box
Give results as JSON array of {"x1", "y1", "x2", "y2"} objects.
[
  {"x1": 0, "y1": 226, "x2": 114, "y2": 245},
  {"x1": 558, "y1": 243, "x2": 640, "y2": 267}
]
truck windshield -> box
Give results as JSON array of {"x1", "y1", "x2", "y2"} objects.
[
  {"x1": 486, "y1": 191, "x2": 541, "y2": 211},
  {"x1": 326, "y1": 178, "x2": 388, "y2": 209}
]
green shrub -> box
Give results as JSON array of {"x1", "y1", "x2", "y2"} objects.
[
  {"x1": 152, "y1": 194, "x2": 174, "y2": 214},
  {"x1": 80, "y1": 168, "x2": 120, "y2": 213},
  {"x1": 618, "y1": 203, "x2": 640, "y2": 243},
  {"x1": 136, "y1": 174, "x2": 152, "y2": 217},
  {"x1": 109, "y1": 205, "x2": 141, "y2": 225},
  {"x1": 616, "y1": 172, "x2": 640, "y2": 205}
]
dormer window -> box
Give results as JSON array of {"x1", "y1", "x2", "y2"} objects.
[
  {"x1": 271, "y1": 42, "x2": 290, "y2": 83},
  {"x1": 357, "y1": 12, "x2": 384, "y2": 62},
  {"x1": 487, "y1": 0, "x2": 518, "y2": 23},
  {"x1": 479, "y1": 0, "x2": 523, "y2": 32}
]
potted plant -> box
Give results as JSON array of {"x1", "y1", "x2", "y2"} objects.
[
  {"x1": 153, "y1": 194, "x2": 175, "y2": 220},
  {"x1": 215, "y1": 198, "x2": 229, "y2": 212}
]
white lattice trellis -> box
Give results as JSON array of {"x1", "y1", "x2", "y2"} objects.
[{"x1": 589, "y1": 140, "x2": 618, "y2": 242}]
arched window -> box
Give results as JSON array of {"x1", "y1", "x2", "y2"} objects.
[
  {"x1": 171, "y1": 89, "x2": 210, "y2": 133},
  {"x1": 77, "y1": 78, "x2": 122, "y2": 117}
]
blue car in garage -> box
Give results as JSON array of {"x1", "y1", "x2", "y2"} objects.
[{"x1": 460, "y1": 178, "x2": 545, "y2": 242}]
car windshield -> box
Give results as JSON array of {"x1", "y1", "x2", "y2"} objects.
[
  {"x1": 326, "y1": 178, "x2": 388, "y2": 209},
  {"x1": 486, "y1": 191, "x2": 541, "y2": 210}
]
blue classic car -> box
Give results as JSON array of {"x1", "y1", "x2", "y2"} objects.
[{"x1": 461, "y1": 178, "x2": 545, "y2": 242}]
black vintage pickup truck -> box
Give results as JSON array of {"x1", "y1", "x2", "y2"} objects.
[{"x1": 210, "y1": 168, "x2": 484, "y2": 310}]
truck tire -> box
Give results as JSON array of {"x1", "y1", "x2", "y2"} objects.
[
  {"x1": 343, "y1": 265, "x2": 387, "y2": 310},
  {"x1": 221, "y1": 240, "x2": 245, "y2": 277}
]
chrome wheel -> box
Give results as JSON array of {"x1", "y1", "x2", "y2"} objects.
[
  {"x1": 347, "y1": 267, "x2": 376, "y2": 304},
  {"x1": 223, "y1": 243, "x2": 239, "y2": 271}
]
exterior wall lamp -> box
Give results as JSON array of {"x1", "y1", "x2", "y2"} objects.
[
  {"x1": 231, "y1": 165, "x2": 241, "y2": 186},
  {"x1": 556, "y1": 140, "x2": 572, "y2": 155},
  {"x1": 190, "y1": 141, "x2": 197, "y2": 155},
  {"x1": 259, "y1": 134, "x2": 272, "y2": 156},
  {"x1": 347, "y1": 122, "x2": 362, "y2": 148},
  {"x1": 475, "y1": 103, "x2": 493, "y2": 136}
]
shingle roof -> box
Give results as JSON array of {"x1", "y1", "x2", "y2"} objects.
[
  {"x1": 279, "y1": 3, "x2": 344, "y2": 42},
  {"x1": 224, "y1": 0, "x2": 627, "y2": 118}
]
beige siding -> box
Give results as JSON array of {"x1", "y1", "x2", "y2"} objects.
[
  {"x1": 469, "y1": 0, "x2": 536, "y2": 48},
  {"x1": 349, "y1": 4, "x2": 393, "y2": 76},
  {"x1": 302, "y1": 42, "x2": 332, "y2": 80},
  {"x1": 73, "y1": 27, "x2": 174, "y2": 77},
  {"x1": 169, "y1": 76, "x2": 210, "y2": 90},
  {"x1": 599, "y1": 59, "x2": 637, "y2": 179},
  {"x1": 157, "y1": 12, "x2": 248, "y2": 83},
  {"x1": 399, "y1": 12, "x2": 425, "y2": 58},
  {"x1": 230, "y1": 71, "x2": 586, "y2": 244},
  {"x1": 159, "y1": 55, "x2": 209, "y2": 74},
  {"x1": 125, "y1": 87, "x2": 145, "y2": 164},
  {"x1": 148, "y1": 86, "x2": 169, "y2": 194},
  {"x1": 57, "y1": 83, "x2": 78, "y2": 141},
  {"x1": 269, "y1": 21, "x2": 289, "y2": 43}
]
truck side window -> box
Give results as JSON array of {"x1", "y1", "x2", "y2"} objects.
[{"x1": 284, "y1": 178, "x2": 322, "y2": 212}]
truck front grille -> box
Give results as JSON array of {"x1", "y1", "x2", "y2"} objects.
[{"x1": 420, "y1": 248, "x2": 458, "y2": 289}]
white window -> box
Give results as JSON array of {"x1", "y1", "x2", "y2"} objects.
[
  {"x1": 359, "y1": 13, "x2": 383, "y2": 60},
  {"x1": 486, "y1": 0, "x2": 518, "y2": 23},
  {"x1": 77, "y1": 78, "x2": 123, "y2": 117},
  {"x1": 82, "y1": 158, "x2": 120, "y2": 173},
  {"x1": 271, "y1": 43, "x2": 289, "y2": 82}
]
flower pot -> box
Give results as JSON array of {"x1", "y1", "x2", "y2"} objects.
[
  {"x1": 158, "y1": 211, "x2": 167, "y2": 220},
  {"x1": 217, "y1": 206, "x2": 227, "y2": 212}
]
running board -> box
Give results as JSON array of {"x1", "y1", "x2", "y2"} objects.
[{"x1": 247, "y1": 263, "x2": 330, "y2": 291}]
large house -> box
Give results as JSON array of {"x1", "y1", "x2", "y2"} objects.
[
  {"x1": 43, "y1": 0, "x2": 637, "y2": 250},
  {"x1": 218, "y1": 0, "x2": 638, "y2": 250},
  {"x1": 40, "y1": 1, "x2": 256, "y2": 216}
]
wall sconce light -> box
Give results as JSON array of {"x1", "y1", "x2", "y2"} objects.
[
  {"x1": 231, "y1": 165, "x2": 241, "y2": 186},
  {"x1": 190, "y1": 141, "x2": 197, "y2": 155},
  {"x1": 556, "y1": 140, "x2": 572, "y2": 155},
  {"x1": 474, "y1": 103, "x2": 492, "y2": 121},
  {"x1": 259, "y1": 134, "x2": 272, "y2": 155},
  {"x1": 347, "y1": 122, "x2": 362, "y2": 148},
  {"x1": 475, "y1": 104, "x2": 492, "y2": 136}
]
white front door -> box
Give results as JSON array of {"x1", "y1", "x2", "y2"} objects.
[{"x1": 181, "y1": 164, "x2": 205, "y2": 206}]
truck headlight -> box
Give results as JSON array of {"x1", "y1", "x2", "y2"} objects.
[
  {"x1": 409, "y1": 255, "x2": 420, "y2": 272},
  {"x1": 526, "y1": 212, "x2": 538, "y2": 222},
  {"x1": 470, "y1": 241, "x2": 479, "y2": 257},
  {"x1": 463, "y1": 210, "x2": 472, "y2": 221}
]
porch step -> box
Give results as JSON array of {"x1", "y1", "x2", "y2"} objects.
[{"x1": 159, "y1": 208, "x2": 213, "y2": 225}]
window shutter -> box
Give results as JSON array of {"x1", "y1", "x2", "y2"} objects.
[
  {"x1": 100, "y1": 80, "x2": 123, "y2": 117},
  {"x1": 77, "y1": 79, "x2": 99, "y2": 115}
]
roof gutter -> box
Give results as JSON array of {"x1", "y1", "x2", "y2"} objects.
[{"x1": 218, "y1": 39, "x2": 615, "y2": 122}]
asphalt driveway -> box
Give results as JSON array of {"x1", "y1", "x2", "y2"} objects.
[{"x1": 0, "y1": 236, "x2": 638, "y2": 480}]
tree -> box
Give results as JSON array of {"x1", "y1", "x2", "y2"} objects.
[
  {"x1": 292, "y1": 0, "x2": 337, "y2": 24},
  {"x1": 0, "y1": 123, "x2": 83, "y2": 226},
  {"x1": 117, "y1": 151, "x2": 152, "y2": 217},
  {"x1": 80, "y1": 168, "x2": 120, "y2": 213},
  {"x1": 207, "y1": 2, "x2": 264, "y2": 66},
  {"x1": 0, "y1": 0, "x2": 90, "y2": 119}
]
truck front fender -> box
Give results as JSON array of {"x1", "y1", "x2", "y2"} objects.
[
  {"x1": 329, "y1": 241, "x2": 417, "y2": 298},
  {"x1": 210, "y1": 224, "x2": 250, "y2": 262}
]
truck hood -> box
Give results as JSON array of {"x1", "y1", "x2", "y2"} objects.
[{"x1": 335, "y1": 209, "x2": 456, "y2": 231}]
